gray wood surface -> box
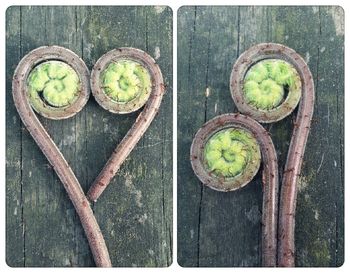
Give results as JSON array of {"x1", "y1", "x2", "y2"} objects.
[
  {"x1": 6, "y1": 6, "x2": 172, "y2": 267},
  {"x1": 177, "y1": 6, "x2": 344, "y2": 267}
]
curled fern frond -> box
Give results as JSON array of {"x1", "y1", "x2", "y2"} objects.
[
  {"x1": 28, "y1": 61, "x2": 80, "y2": 108},
  {"x1": 204, "y1": 128, "x2": 260, "y2": 179},
  {"x1": 101, "y1": 60, "x2": 151, "y2": 104},
  {"x1": 243, "y1": 59, "x2": 299, "y2": 111}
]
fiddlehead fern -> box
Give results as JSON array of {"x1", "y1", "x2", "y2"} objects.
[
  {"x1": 100, "y1": 59, "x2": 152, "y2": 108},
  {"x1": 191, "y1": 114, "x2": 279, "y2": 266},
  {"x1": 231, "y1": 43, "x2": 314, "y2": 267},
  {"x1": 192, "y1": 43, "x2": 313, "y2": 267},
  {"x1": 243, "y1": 59, "x2": 300, "y2": 111},
  {"x1": 231, "y1": 45, "x2": 302, "y2": 124},
  {"x1": 13, "y1": 46, "x2": 111, "y2": 267},
  {"x1": 88, "y1": 47, "x2": 165, "y2": 202},
  {"x1": 203, "y1": 128, "x2": 260, "y2": 181},
  {"x1": 28, "y1": 61, "x2": 81, "y2": 108}
]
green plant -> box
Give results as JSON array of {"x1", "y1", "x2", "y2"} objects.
[
  {"x1": 101, "y1": 60, "x2": 151, "y2": 103},
  {"x1": 28, "y1": 61, "x2": 80, "y2": 108},
  {"x1": 15, "y1": 46, "x2": 166, "y2": 268},
  {"x1": 204, "y1": 128, "x2": 260, "y2": 178},
  {"x1": 243, "y1": 59, "x2": 298, "y2": 110}
]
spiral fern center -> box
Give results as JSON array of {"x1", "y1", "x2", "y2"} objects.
[
  {"x1": 27, "y1": 61, "x2": 80, "y2": 108},
  {"x1": 101, "y1": 59, "x2": 152, "y2": 103},
  {"x1": 243, "y1": 59, "x2": 297, "y2": 110},
  {"x1": 204, "y1": 128, "x2": 259, "y2": 178}
]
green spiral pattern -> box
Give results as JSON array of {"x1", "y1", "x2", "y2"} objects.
[
  {"x1": 27, "y1": 61, "x2": 80, "y2": 108},
  {"x1": 243, "y1": 59, "x2": 298, "y2": 110},
  {"x1": 204, "y1": 128, "x2": 260, "y2": 178},
  {"x1": 101, "y1": 60, "x2": 152, "y2": 103}
]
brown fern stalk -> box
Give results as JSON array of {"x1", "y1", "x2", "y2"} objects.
[
  {"x1": 87, "y1": 48, "x2": 165, "y2": 202},
  {"x1": 231, "y1": 43, "x2": 315, "y2": 267},
  {"x1": 277, "y1": 55, "x2": 314, "y2": 267},
  {"x1": 12, "y1": 46, "x2": 111, "y2": 267}
]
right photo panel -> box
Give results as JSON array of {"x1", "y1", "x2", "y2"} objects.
[{"x1": 177, "y1": 6, "x2": 344, "y2": 267}]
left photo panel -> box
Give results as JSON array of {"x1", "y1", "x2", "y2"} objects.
[{"x1": 6, "y1": 6, "x2": 172, "y2": 267}]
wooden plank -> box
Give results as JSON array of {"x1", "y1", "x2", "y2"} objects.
[
  {"x1": 177, "y1": 6, "x2": 218, "y2": 266},
  {"x1": 17, "y1": 6, "x2": 92, "y2": 267},
  {"x1": 81, "y1": 6, "x2": 173, "y2": 267},
  {"x1": 178, "y1": 6, "x2": 265, "y2": 267},
  {"x1": 177, "y1": 6, "x2": 343, "y2": 267},
  {"x1": 143, "y1": 6, "x2": 173, "y2": 266},
  {"x1": 6, "y1": 6, "x2": 24, "y2": 267},
  {"x1": 6, "y1": 6, "x2": 172, "y2": 267},
  {"x1": 293, "y1": 6, "x2": 344, "y2": 267}
]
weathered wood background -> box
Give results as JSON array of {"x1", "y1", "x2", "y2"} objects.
[
  {"x1": 6, "y1": 6, "x2": 172, "y2": 267},
  {"x1": 178, "y1": 6, "x2": 343, "y2": 267}
]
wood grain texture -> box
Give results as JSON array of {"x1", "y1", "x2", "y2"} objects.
[
  {"x1": 177, "y1": 6, "x2": 343, "y2": 267},
  {"x1": 6, "y1": 6, "x2": 172, "y2": 267}
]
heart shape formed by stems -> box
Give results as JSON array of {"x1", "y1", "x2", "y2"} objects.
[{"x1": 12, "y1": 46, "x2": 166, "y2": 267}]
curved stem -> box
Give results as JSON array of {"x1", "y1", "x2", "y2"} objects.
[
  {"x1": 87, "y1": 48, "x2": 165, "y2": 202},
  {"x1": 231, "y1": 43, "x2": 315, "y2": 266},
  {"x1": 12, "y1": 47, "x2": 112, "y2": 267},
  {"x1": 87, "y1": 81, "x2": 166, "y2": 201},
  {"x1": 225, "y1": 114, "x2": 279, "y2": 267},
  {"x1": 278, "y1": 62, "x2": 315, "y2": 267},
  {"x1": 191, "y1": 114, "x2": 279, "y2": 266}
]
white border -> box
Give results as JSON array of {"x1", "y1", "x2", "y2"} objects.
[{"x1": 1, "y1": 0, "x2": 348, "y2": 272}]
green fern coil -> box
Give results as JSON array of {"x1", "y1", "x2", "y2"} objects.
[
  {"x1": 243, "y1": 59, "x2": 299, "y2": 110},
  {"x1": 101, "y1": 60, "x2": 152, "y2": 103},
  {"x1": 204, "y1": 128, "x2": 260, "y2": 178},
  {"x1": 27, "y1": 61, "x2": 80, "y2": 108}
]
